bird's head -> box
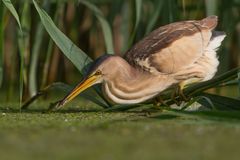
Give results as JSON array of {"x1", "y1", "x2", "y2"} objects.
[{"x1": 57, "y1": 55, "x2": 121, "y2": 107}]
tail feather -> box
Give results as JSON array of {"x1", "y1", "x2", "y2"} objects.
[{"x1": 207, "y1": 31, "x2": 226, "y2": 51}]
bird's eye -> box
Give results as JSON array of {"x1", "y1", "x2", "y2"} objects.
[{"x1": 95, "y1": 70, "x2": 102, "y2": 75}]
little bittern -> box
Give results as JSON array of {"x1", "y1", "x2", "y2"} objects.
[{"x1": 58, "y1": 16, "x2": 225, "y2": 107}]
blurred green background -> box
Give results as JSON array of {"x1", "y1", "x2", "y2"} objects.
[{"x1": 0, "y1": 0, "x2": 240, "y2": 103}]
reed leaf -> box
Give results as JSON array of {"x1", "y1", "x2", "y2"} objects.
[
  {"x1": 145, "y1": 0, "x2": 164, "y2": 35},
  {"x1": 2, "y1": 0, "x2": 22, "y2": 31},
  {"x1": 79, "y1": 0, "x2": 114, "y2": 54},
  {"x1": 182, "y1": 96, "x2": 215, "y2": 110},
  {"x1": 162, "y1": 68, "x2": 240, "y2": 107},
  {"x1": 41, "y1": 38, "x2": 54, "y2": 88},
  {"x1": 29, "y1": 1, "x2": 51, "y2": 96},
  {"x1": 127, "y1": 0, "x2": 142, "y2": 48},
  {"x1": 41, "y1": 2, "x2": 60, "y2": 88},
  {"x1": 22, "y1": 82, "x2": 108, "y2": 110},
  {"x1": 120, "y1": 1, "x2": 130, "y2": 53},
  {"x1": 32, "y1": 0, "x2": 110, "y2": 108},
  {"x1": 185, "y1": 67, "x2": 240, "y2": 96},
  {"x1": 32, "y1": 0, "x2": 92, "y2": 73},
  {"x1": 134, "y1": 0, "x2": 142, "y2": 33},
  {"x1": 2, "y1": 0, "x2": 23, "y2": 107},
  {"x1": 18, "y1": 2, "x2": 30, "y2": 109},
  {"x1": 29, "y1": 23, "x2": 44, "y2": 96},
  {"x1": 200, "y1": 93, "x2": 240, "y2": 110}
]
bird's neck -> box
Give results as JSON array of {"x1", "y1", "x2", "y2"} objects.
[{"x1": 102, "y1": 60, "x2": 176, "y2": 104}]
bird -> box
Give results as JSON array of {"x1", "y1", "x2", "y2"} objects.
[{"x1": 56, "y1": 15, "x2": 226, "y2": 108}]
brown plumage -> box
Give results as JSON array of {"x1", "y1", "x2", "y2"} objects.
[
  {"x1": 124, "y1": 16, "x2": 220, "y2": 74},
  {"x1": 57, "y1": 16, "x2": 226, "y2": 107}
]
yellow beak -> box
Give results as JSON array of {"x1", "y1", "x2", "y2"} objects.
[{"x1": 58, "y1": 74, "x2": 99, "y2": 107}]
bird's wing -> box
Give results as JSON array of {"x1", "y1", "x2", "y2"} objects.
[{"x1": 124, "y1": 16, "x2": 218, "y2": 74}]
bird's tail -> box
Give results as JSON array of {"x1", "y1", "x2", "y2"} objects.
[{"x1": 207, "y1": 31, "x2": 226, "y2": 51}]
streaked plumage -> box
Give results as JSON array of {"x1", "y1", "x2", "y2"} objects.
[
  {"x1": 58, "y1": 16, "x2": 226, "y2": 107},
  {"x1": 124, "y1": 16, "x2": 223, "y2": 75}
]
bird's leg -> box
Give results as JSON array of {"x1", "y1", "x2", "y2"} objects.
[
  {"x1": 154, "y1": 95, "x2": 168, "y2": 107},
  {"x1": 178, "y1": 81, "x2": 189, "y2": 102},
  {"x1": 171, "y1": 85, "x2": 182, "y2": 106},
  {"x1": 178, "y1": 78, "x2": 202, "y2": 102},
  {"x1": 171, "y1": 81, "x2": 190, "y2": 106}
]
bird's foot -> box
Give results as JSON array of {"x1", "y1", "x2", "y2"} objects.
[{"x1": 171, "y1": 85, "x2": 182, "y2": 106}]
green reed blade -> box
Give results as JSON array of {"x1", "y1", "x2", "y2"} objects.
[
  {"x1": 2, "y1": 0, "x2": 22, "y2": 31},
  {"x1": 79, "y1": 0, "x2": 114, "y2": 54},
  {"x1": 33, "y1": 0, "x2": 92, "y2": 73},
  {"x1": 127, "y1": 0, "x2": 142, "y2": 48}
]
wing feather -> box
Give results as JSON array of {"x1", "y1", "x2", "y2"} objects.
[{"x1": 124, "y1": 16, "x2": 218, "y2": 74}]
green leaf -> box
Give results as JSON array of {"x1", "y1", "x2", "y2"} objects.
[
  {"x1": 182, "y1": 96, "x2": 215, "y2": 110},
  {"x1": 29, "y1": 1, "x2": 50, "y2": 96},
  {"x1": 134, "y1": 0, "x2": 142, "y2": 31},
  {"x1": 32, "y1": 0, "x2": 92, "y2": 73},
  {"x1": 145, "y1": 0, "x2": 164, "y2": 35},
  {"x1": 2, "y1": 0, "x2": 22, "y2": 31},
  {"x1": 79, "y1": 0, "x2": 114, "y2": 54},
  {"x1": 200, "y1": 93, "x2": 240, "y2": 110},
  {"x1": 29, "y1": 22, "x2": 44, "y2": 96},
  {"x1": 41, "y1": 38, "x2": 53, "y2": 88},
  {"x1": 185, "y1": 67, "x2": 240, "y2": 96},
  {"x1": 2, "y1": 0, "x2": 23, "y2": 108},
  {"x1": 22, "y1": 82, "x2": 108, "y2": 110},
  {"x1": 41, "y1": 2, "x2": 60, "y2": 88},
  {"x1": 120, "y1": 1, "x2": 130, "y2": 53},
  {"x1": 127, "y1": 0, "x2": 142, "y2": 48},
  {"x1": 17, "y1": 2, "x2": 30, "y2": 109},
  {"x1": 32, "y1": 0, "x2": 110, "y2": 108}
]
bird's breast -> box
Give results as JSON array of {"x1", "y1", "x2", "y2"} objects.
[
  {"x1": 102, "y1": 82, "x2": 158, "y2": 104},
  {"x1": 101, "y1": 75, "x2": 176, "y2": 104}
]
